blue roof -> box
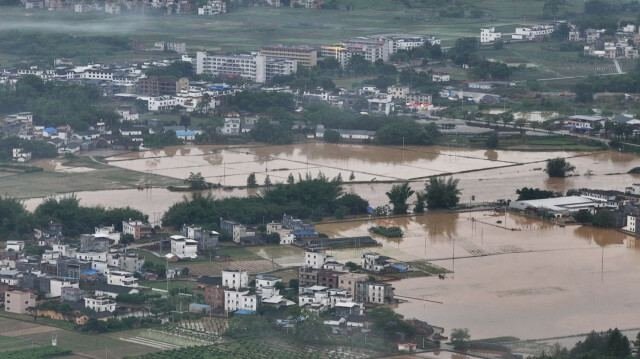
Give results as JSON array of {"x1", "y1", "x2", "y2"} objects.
[
  {"x1": 234, "y1": 309, "x2": 255, "y2": 315},
  {"x1": 44, "y1": 127, "x2": 57, "y2": 134},
  {"x1": 176, "y1": 130, "x2": 197, "y2": 137},
  {"x1": 81, "y1": 269, "x2": 98, "y2": 275}
]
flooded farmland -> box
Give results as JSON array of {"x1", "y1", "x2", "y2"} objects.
[
  {"x1": 22, "y1": 144, "x2": 640, "y2": 219},
  {"x1": 316, "y1": 212, "x2": 640, "y2": 340}
]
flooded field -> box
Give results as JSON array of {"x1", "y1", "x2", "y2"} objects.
[
  {"x1": 105, "y1": 143, "x2": 577, "y2": 186},
  {"x1": 316, "y1": 212, "x2": 640, "y2": 340},
  {"x1": 22, "y1": 145, "x2": 640, "y2": 219}
]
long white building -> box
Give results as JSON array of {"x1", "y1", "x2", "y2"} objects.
[{"x1": 195, "y1": 52, "x2": 297, "y2": 83}]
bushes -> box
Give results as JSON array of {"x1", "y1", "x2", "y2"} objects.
[{"x1": 369, "y1": 226, "x2": 404, "y2": 238}]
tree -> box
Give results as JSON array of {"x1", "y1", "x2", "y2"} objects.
[
  {"x1": 247, "y1": 173, "x2": 257, "y2": 188},
  {"x1": 486, "y1": 131, "x2": 499, "y2": 149},
  {"x1": 425, "y1": 177, "x2": 461, "y2": 209},
  {"x1": 287, "y1": 173, "x2": 295, "y2": 184},
  {"x1": 386, "y1": 183, "x2": 415, "y2": 215},
  {"x1": 323, "y1": 129, "x2": 341, "y2": 143},
  {"x1": 414, "y1": 192, "x2": 426, "y2": 214},
  {"x1": 349, "y1": 171, "x2": 356, "y2": 181},
  {"x1": 184, "y1": 172, "x2": 208, "y2": 190},
  {"x1": 546, "y1": 158, "x2": 575, "y2": 178},
  {"x1": 592, "y1": 210, "x2": 617, "y2": 228},
  {"x1": 574, "y1": 209, "x2": 593, "y2": 224},
  {"x1": 450, "y1": 328, "x2": 471, "y2": 349},
  {"x1": 264, "y1": 175, "x2": 272, "y2": 187},
  {"x1": 516, "y1": 187, "x2": 557, "y2": 200}
]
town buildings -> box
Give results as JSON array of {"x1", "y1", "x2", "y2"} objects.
[
  {"x1": 480, "y1": 27, "x2": 502, "y2": 44},
  {"x1": 260, "y1": 45, "x2": 318, "y2": 67},
  {"x1": 195, "y1": 52, "x2": 297, "y2": 84},
  {"x1": 4, "y1": 290, "x2": 36, "y2": 314},
  {"x1": 170, "y1": 235, "x2": 198, "y2": 259}
]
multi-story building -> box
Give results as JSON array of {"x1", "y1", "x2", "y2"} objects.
[
  {"x1": 480, "y1": 27, "x2": 502, "y2": 44},
  {"x1": 356, "y1": 282, "x2": 394, "y2": 304},
  {"x1": 260, "y1": 45, "x2": 318, "y2": 67},
  {"x1": 224, "y1": 289, "x2": 257, "y2": 313},
  {"x1": 145, "y1": 96, "x2": 178, "y2": 112},
  {"x1": 80, "y1": 70, "x2": 113, "y2": 81},
  {"x1": 4, "y1": 290, "x2": 36, "y2": 314},
  {"x1": 84, "y1": 296, "x2": 117, "y2": 313},
  {"x1": 512, "y1": 25, "x2": 554, "y2": 41},
  {"x1": 182, "y1": 225, "x2": 219, "y2": 251},
  {"x1": 196, "y1": 52, "x2": 297, "y2": 84},
  {"x1": 107, "y1": 270, "x2": 139, "y2": 287},
  {"x1": 304, "y1": 250, "x2": 330, "y2": 269},
  {"x1": 222, "y1": 269, "x2": 249, "y2": 290},
  {"x1": 337, "y1": 272, "x2": 369, "y2": 297},
  {"x1": 137, "y1": 76, "x2": 188, "y2": 97},
  {"x1": 122, "y1": 220, "x2": 153, "y2": 240},
  {"x1": 170, "y1": 235, "x2": 198, "y2": 259},
  {"x1": 197, "y1": 0, "x2": 227, "y2": 15},
  {"x1": 343, "y1": 37, "x2": 390, "y2": 63}
]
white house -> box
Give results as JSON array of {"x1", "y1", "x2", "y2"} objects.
[
  {"x1": 255, "y1": 274, "x2": 281, "y2": 293},
  {"x1": 5, "y1": 240, "x2": 25, "y2": 252},
  {"x1": 107, "y1": 270, "x2": 139, "y2": 287},
  {"x1": 432, "y1": 73, "x2": 451, "y2": 83},
  {"x1": 480, "y1": 27, "x2": 502, "y2": 43},
  {"x1": 304, "y1": 250, "x2": 331, "y2": 269},
  {"x1": 84, "y1": 296, "x2": 117, "y2": 313},
  {"x1": 361, "y1": 252, "x2": 390, "y2": 272},
  {"x1": 221, "y1": 117, "x2": 241, "y2": 136},
  {"x1": 145, "y1": 96, "x2": 178, "y2": 112},
  {"x1": 624, "y1": 215, "x2": 638, "y2": 233},
  {"x1": 222, "y1": 269, "x2": 249, "y2": 290},
  {"x1": 94, "y1": 225, "x2": 121, "y2": 244},
  {"x1": 224, "y1": 289, "x2": 257, "y2": 313},
  {"x1": 48, "y1": 279, "x2": 79, "y2": 298},
  {"x1": 170, "y1": 235, "x2": 198, "y2": 259}
]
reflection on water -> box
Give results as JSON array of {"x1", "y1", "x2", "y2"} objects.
[{"x1": 317, "y1": 211, "x2": 640, "y2": 340}]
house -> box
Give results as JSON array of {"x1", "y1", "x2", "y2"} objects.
[
  {"x1": 361, "y1": 252, "x2": 392, "y2": 272},
  {"x1": 11, "y1": 148, "x2": 31, "y2": 163},
  {"x1": 175, "y1": 130, "x2": 202, "y2": 141},
  {"x1": 4, "y1": 290, "x2": 36, "y2": 314},
  {"x1": 61, "y1": 287, "x2": 83, "y2": 302},
  {"x1": 511, "y1": 25, "x2": 554, "y2": 41},
  {"x1": 122, "y1": 220, "x2": 153, "y2": 240},
  {"x1": 170, "y1": 235, "x2": 198, "y2": 259},
  {"x1": 182, "y1": 225, "x2": 218, "y2": 251},
  {"x1": 107, "y1": 270, "x2": 139, "y2": 287},
  {"x1": 94, "y1": 283, "x2": 141, "y2": 299},
  {"x1": 222, "y1": 269, "x2": 249, "y2": 290},
  {"x1": 357, "y1": 282, "x2": 395, "y2": 304},
  {"x1": 304, "y1": 250, "x2": 331, "y2": 269},
  {"x1": 367, "y1": 95, "x2": 395, "y2": 116},
  {"x1": 480, "y1": 27, "x2": 502, "y2": 44},
  {"x1": 255, "y1": 274, "x2": 281, "y2": 292},
  {"x1": 84, "y1": 296, "x2": 117, "y2": 313},
  {"x1": 94, "y1": 225, "x2": 121, "y2": 244},
  {"x1": 5, "y1": 240, "x2": 25, "y2": 252},
  {"x1": 432, "y1": 72, "x2": 451, "y2": 82},
  {"x1": 221, "y1": 117, "x2": 241, "y2": 136},
  {"x1": 337, "y1": 272, "x2": 369, "y2": 297},
  {"x1": 219, "y1": 218, "x2": 256, "y2": 244},
  {"x1": 224, "y1": 289, "x2": 257, "y2": 313},
  {"x1": 48, "y1": 279, "x2": 79, "y2": 298}
]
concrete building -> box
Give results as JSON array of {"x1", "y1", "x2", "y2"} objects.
[
  {"x1": 221, "y1": 117, "x2": 241, "y2": 136},
  {"x1": 6, "y1": 240, "x2": 25, "y2": 252},
  {"x1": 196, "y1": 52, "x2": 297, "y2": 84},
  {"x1": 122, "y1": 220, "x2": 153, "y2": 240},
  {"x1": 368, "y1": 94, "x2": 395, "y2": 115},
  {"x1": 261, "y1": 45, "x2": 317, "y2": 67},
  {"x1": 170, "y1": 235, "x2": 198, "y2": 259},
  {"x1": 145, "y1": 96, "x2": 178, "y2": 112},
  {"x1": 107, "y1": 270, "x2": 139, "y2": 287},
  {"x1": 510, "y1": 196, "x2": 616, "y2": 218},
  {"x1": 337, "y1": 272, "x2": 369, "y2": 297},
  {"x1": 222, "y1": 269, "x2": 249, "y2": 290},
  {"x1": 137, "y1": 76, "x2": 188, "y2": 97},
  {"x1": 512, "y1": 25, "x2": 554, "y2": 41},
  {"x1": 224, "y1": 289, "x2": 257, "y2": 313},
  {"x1": 304, "y1": 250, "x2": 330, "y2": 269},
  {"x1": 48, "y1": 279, "x2": 79, "y2": 298},
  {"x1": 182, "y1": 225, "x2": 218, "y2": 251},
  {"x1": 197, "y1": 0, "x2": 226, "y2": 15},
  {"x1": 4, "y1": 290, "x2": 36, "y2": 314},
  {"x1": 480, "y1": 27, "x2": 502, "y2": 44},
  {"x1": 84, "y1": 296, "x2": 116, "y2": 313}
]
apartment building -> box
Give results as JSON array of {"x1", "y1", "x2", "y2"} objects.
[
  {"x1": 222, "y1": 269, "x2": 249, "y2": 290},
  {"x1": 84, "y1": 296, "x2": 116, "y2": 313},
  {"x1": 480, "y1": 28, "x2": 502, "y2": 43},
  {"x1": 260, "y1": 45, "x2": 318, "y2": 67},
  {"x1": 122, "y1": 220, "x2": 153, "y2": 240},
  {"x1": 137, "y1": 76, "x2": 189, "y2": 97},
  {"x1": 196, "y1": 52, "x2": 297, "y2": 84}
]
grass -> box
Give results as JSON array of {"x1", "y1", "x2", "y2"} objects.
[{"x1": 0, "y1": 162, "x2": 181, "y2": 199}]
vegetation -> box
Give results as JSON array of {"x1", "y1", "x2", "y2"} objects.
[
  {"x1": 385, "y1": 182, "x2": 414, "y2": 215},
  {"x1": 485, "y1": 131, "x2": 499, "y2": 149},
  {"x1": 143, "y1": 131, "x2": 183, "y2": 148},
  {"x1": 450, "y1": 328, "x2": 471, "y2": 350},
  {"x1": 0, "y1": 137, "x2": 57, "y2": 161},
  {"x1": 162, "y1": 177, "x2": 369, "y2": 228},
  {"x1": 516, "y1": 187, "x2": 558, "y2": 201},
  {"x1": 369, "y1": 226, "x2": 404, "y2": 238},
  {"x1": 376, "y1": 122, "x2": 441, "y2": 146},
  {"x1": 33, "y1": 196, "x2": 147, "y2": 237},
  {"x1": 546, "y1": 158, "x2": 575, "y2": 178},
  {"x1": 323, "y1": 129, "x2": 341, "y2": 143},
  {"x1": 0, "y1": 76, "x2": 117, "y2": 131},
  {"x1": 3, "y1": 346, "x2": 71, "y2": 359},
  {"x1": 424, "y1": 177, "x2": 461, "y2": 209},
  {"x1": 532, "y1": 328, "x2": 633, "y2": 359},
  {"x1": 184, "y1": 172, "x2": 209, "y2": 190}
]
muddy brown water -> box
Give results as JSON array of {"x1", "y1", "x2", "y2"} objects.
[
  {"x1": 316, "y1": 211, "x2": 640, "y2": 340},
  {"x1": 22, "y1": 144, "x2": 640, "y2": 340}
]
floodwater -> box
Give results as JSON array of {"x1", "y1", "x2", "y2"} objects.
[
  {"x1": 22, "y1": 144, "x2": 640, "y2": 219},
  {"x1": 105, "y1": 143, "x2": 577, "y2": 186},
  {"x1": 316, "y1": 211, "x2": 640, "y2": 341}
]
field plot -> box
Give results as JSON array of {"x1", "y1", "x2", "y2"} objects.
[{"x1": 106, "y1": 143, "x2": 537, "y2": 186}]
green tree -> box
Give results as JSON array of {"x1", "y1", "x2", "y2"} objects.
[
  {"x1": 425, "y1": 177, "x2": 461, "y2": 209},
  {"x1": 414, "y1": 192, "x2": 426, "y2": 213},
  {"x1": 323, "y1": 129, "x2": 341, "y2": 143},
  {"x1": 264, "y1": 175, "x2": 272, "y2": 187},
  {"x1": 486, "y1": 131, "x2": 499, "y2": 149},
  {"x1": 451, "y1": 328, "x2": 471, "y2": 349},
  {"x1": 247, "y1": 173, "x2": 257, "y2": 188},
  {"x1": 287, "y1": 173, "x2": 295, "y2": 184},
  {"x1": 546, "y1": 158, "x2": 575, "y2": 178},
  {"x1": 386, "y1": 183, "x2": 415, "y2": 215},
  {"x1": 184, "y1": 172, "x2": 208, "y2": 190}
]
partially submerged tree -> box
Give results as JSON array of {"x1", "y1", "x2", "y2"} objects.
[
  {"x1": 425, "y1": 177, "x2": 461, "y2": 209},
  {"x1": 386, "y1": 183, "x2": 415, "y2": 215},
  {"x1": 546, "y1": 158, "x2": 575, "y2": 178}
]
